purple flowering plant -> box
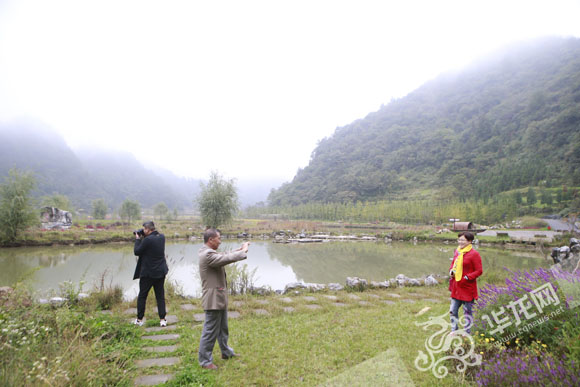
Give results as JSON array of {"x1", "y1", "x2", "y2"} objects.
[
  {"x1": 475, "y1": 349, "x2": 580, "y2": 386},
  {"x1": 473, "y1": 268, "x2": 580, "y2": 349}
]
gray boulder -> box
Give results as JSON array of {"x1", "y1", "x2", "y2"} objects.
[
  {"x1": 327, "y1": 283, "x2": 344, "y2": 291},
  {"x1": 370, "y1": 280, "x2": 390, "y2": 288},
  {"x1": 395, "y1": 274, "x2": 410, "y2": 287},
  {"x1": 425, "y1": 275, "x2": 439, "y2": 286},
  {"x1": 283, "y1": 282, "x2": 307, "y2": 294},
  {"x1": 346, "y1": 277, "x2": 368, "y2": 290},
  {"x1": 306, "y1": 283, "x2": 326, "y2": 292},
  {"x1": 407, "y1": 278, "x2": 422, "y2": 287},
  {"x1": 49, "y1": 297, "x2": 66, "y2": 306},
  {"x1": 250, "y1": 286, "x2": 272, "y2": 296}
]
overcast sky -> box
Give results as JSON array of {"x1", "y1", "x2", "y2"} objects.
[{"x1": 1, "y1": 0, "x2": 579, "y2": 182}]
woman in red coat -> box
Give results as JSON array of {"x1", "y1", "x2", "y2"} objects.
[{"x1": 448, "y1": 231, "x2": 483, "y2": 334}]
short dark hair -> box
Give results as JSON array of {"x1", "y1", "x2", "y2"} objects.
[
  {"x1": 142, "y1": 221, "x2": 155, "y2": 231},
  {"x1": 204, "y1": 228, "x2": 220, "y2": 243},
  {"x1": 458, "y1": 231, "x2": 475, "y2": 242}
]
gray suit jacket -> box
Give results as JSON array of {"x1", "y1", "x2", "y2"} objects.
[{"x1": 199, "y1": 245, "x2": 247, "y2": 310}]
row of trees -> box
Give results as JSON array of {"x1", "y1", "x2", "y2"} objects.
[
  {"x1": 247, "y1": 189, "x2": 580, "y2": 226},
  {"x1": 0, "y1": 169, "x2": 240, "y2": 243}
]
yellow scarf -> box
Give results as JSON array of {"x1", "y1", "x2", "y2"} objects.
[{"x1": 453, "y1": 244, "x2": 472, "y2": 281}]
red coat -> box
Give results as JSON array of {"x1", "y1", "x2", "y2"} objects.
[{"x1": 448, "y1": 248, "x2": 483, "y2": 301}]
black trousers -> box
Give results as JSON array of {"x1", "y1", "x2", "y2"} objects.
[{"x1": 137, "y1": 276, "x2": 166, "y2": 320}]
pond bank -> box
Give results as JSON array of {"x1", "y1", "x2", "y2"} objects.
[{"x1": 2, "y1": 225, "x2": 566, "y2": 249}]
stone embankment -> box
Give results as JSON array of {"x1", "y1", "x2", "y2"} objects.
[{"x1": 245, "y1": 273, "x2": 442, "y2": 297}]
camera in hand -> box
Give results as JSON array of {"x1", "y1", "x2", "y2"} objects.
[{"x1": 133, "y1": 228, "x2": 145, "y2": 237}]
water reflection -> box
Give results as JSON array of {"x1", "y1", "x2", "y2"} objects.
[{"x1": 0, "y1": 241, "x2": 548, "y2": 299}]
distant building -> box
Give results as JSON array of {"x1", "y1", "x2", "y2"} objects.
[{"x1": 452, "y1": 221, "x2": 484, "y2": 233}]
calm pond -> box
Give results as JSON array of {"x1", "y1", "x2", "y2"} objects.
[{"x1": 0, "y1": 241, "x2": 549, "y2": 299}]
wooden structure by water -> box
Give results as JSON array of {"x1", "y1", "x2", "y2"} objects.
[{"x1": 451, "y1": 221, "x2": 485, "y2": 233}]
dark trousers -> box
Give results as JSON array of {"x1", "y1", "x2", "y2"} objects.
[
  {"x1": 137, "y1": 276, "x2": 166, "y2": 320},
  {"x1": 450, "y1": 297, "x2": 474, "y2": 333},
  {"x1": 198, "y1": 310, "x2": 234, "y2": 366}
]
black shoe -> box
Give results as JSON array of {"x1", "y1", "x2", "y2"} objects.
[{"x1": 221, "y1": 353, "x2": 239, "y2": 360}]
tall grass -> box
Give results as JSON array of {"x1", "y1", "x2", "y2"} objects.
[{"x1": 0, "y1": 286, "x2": 137, "y2": 386}]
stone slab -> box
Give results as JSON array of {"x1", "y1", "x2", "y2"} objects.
[
  {"x1": 333, "y1": 302, "x2": 347, "y2": 307},
  {"x1": 279, "y1": 297, "x2": 293, "y2": 303},
  {"x1": 253, "y1": 309, "x2": 270, "y2": 315},
  {"x1": 180, "y1": 304, "x2": 196, "y2": 311},
  {"x1": 347, "y1": 294, "x2": 361, "y2": 300},
  {"x1": 384, "y1": 293, "x2": 402, "y2": 298},
  {"x1": 143, "y1": 345, "x2": 178, "y2": 353},
  {"x1": 424, "y1": 298, "x2": 442, "y2": 303},
  {"x1": 194, "y1": 313, "x2": 206, "y2": 322},
  {"x1": 415, "y1": 307, "x2": 431, "y2": 317},
  {"x1": 233, "y1": 301, "x2": 244, "y2": 308},
  {"x1": 283, "y1": 307, "x2": 296, "y2": 313},
  {"x1": 382, "y1": 300, "x2": 395, "y2": 305},
  {"x1": 401, "y1": 299, "x2": 416, "y2": 304},
  {"x1": 305, "y1": 304, "x2": 322, "y2": 310},
  {"x1": 228, "y1": 311, "x2": 241, "y2": 319},
  {"x1": 165, "y1": 315, "x2": 178, "y2": 325},
  {"x1": 135, "y1": 357, "x2": 180, "y2": 368},
  {"x1": 123, "y1": 308, "x2": 138, "y2": 315},
  {"x1": 255, "y1": 299, "x2": 269, "y2": 305},
  {"x1": 368, "y1": 294, "x2": 380, "y2": 299},
  {"x1": 358, "y1": 301, "x2": 371, "y2": 306},
  {"x1": 145, "y1": 325, "x2": 177, "y2": 333},
  {"x1": 324, "y1": 295, "x2": 338, "y2": 301},
  {"x1": 100, "y1": 310, "x2": 112, "y2": 315},
  {"x1": 134, "y1": 374, "x2": 175, "y2": 386},
  {"x1": 142, "y1": 334, "x2": 180, "y2": 341},
  {"x1": 303, "y1": 296, "x2": 317, "y2": 302}
]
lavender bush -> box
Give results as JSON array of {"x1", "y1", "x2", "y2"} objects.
[
  {"x1": 473, "y1": 268, "x2": 580, "y2": 348},
  {"x1": 476, "y1": 349, "x2": 580, "y2": 386}
]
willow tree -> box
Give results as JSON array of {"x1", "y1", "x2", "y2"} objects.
[
  {"x1": 119, "y1": 199, "x2": 141, "y2": 226},
  {"x1": 153, "y1": 202, "x2": 169, "y2": 221},
  {"x1": 196, "y1": 171, "x2": 239, "y2": 229},
  {"x1": 92, "y1": 198, "x2": 108, "y2": 219},
  {"x1": 0, "y1": 169, "x2": 37, "y2": 242}
]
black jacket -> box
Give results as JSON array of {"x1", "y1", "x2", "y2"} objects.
[{"x1": 133, "y1": 231, "x2": 168, "y2": 279}]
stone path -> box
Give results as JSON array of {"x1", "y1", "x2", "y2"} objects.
[
  {"x1": 134, "y1": 314, "x2": 180, "y2": 386},
  {"x1": 134, "y1": 374, "x2": 174, "y2": 386}
]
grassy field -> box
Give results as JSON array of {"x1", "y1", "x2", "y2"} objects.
[
  {"x1": 3, "y1": 262, "x2": 579, "y2": 386},
  {"x1": 1, "y1": 283, "x2": 481, "y2": 386}
]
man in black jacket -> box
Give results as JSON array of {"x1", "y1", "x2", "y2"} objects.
[{"x1": 133, "y1": 221, "x2": 169, "y2": 327}]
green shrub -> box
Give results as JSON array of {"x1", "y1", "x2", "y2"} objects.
[
  {"x1": 91, "y1": 286, "x2": 124, "y2": 310},
  {"x1": 0, "y1": 288, "x2": 138, "y2": 386}
]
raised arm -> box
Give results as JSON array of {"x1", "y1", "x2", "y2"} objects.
[
  {"x1": 205, "y1": 249, "x2": 247, "y2": 268},
  {"x1": 134, "y1": 237, "x2": 149, "y2": 256}
]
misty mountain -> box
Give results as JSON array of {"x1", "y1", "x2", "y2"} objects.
[
  {"x1": 0, "y1": 125, "x2": 190, "y2": 210},
  {"x1": 0, "y1": 124, "x2": 280, "y2": 211},
  {"x1": 268, "y1": 37, "x2": 580, "y2": 206},
  {"x1": 237, "y1": 177, "x2": 287, "y2": 207}
]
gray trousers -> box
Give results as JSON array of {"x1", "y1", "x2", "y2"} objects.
[{"x1": 198, "y1": 309, "x2": 235, "y2": 366}]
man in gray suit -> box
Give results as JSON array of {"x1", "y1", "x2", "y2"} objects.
[{"x1": 198, "y1": 228, "x2": 250, "y2": 370}]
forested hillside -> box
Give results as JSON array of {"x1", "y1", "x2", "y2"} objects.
[{"x1": 268, "y1": 37, "x2": 580, "y2": 206}]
